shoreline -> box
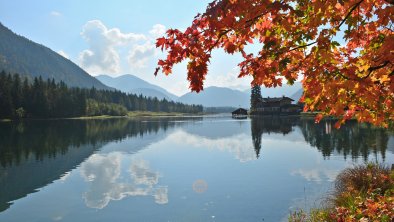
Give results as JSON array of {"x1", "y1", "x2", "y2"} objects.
[{"x1": 0, "y1": 111, "x2": 203, "y2": 122}]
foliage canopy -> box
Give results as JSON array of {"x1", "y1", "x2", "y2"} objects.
[{"x1": 155, "y1": 0, "x2": 393, "y2": 127}]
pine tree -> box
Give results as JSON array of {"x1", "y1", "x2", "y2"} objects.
[{"x1": 250, "y1": 84, "x2": 262, "y2": 111}]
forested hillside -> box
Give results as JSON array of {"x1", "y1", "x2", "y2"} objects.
[
  {"x1": 0, "y1": 71, "x2": 202, "y2": 119},
  {"x1": 0, "y1": 23, "x2": 109, "y2": 89}
]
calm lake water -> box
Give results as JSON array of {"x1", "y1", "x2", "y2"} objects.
[{"x1": 0, "y1": 116, "x2": 393, "y2": 222}]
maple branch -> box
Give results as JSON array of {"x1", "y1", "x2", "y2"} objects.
[
  {"x1": 244, "y1": 11, "x2": 271, "y2": 27},
  {"x1": 335, "y1": 71, "x2": 350, "y2": 80},
  {"x1": 384, "y1": 0, "x2": 394, "y2": 4},
  {"x1": 288, "y1": 41, "x2": 317, "y2": 52},
  {"x1": 366, "y1": 61, "x2": 390, "y2": 76},
  {"x1": 338, "y1": 0, "x2": 364, "y2": 29},
  {"x1": 340, "y1": 61, "x2": 392, "y2": 81},
  {"x1": 207, "y1": 29, "x2": 231, "y2": 52}
]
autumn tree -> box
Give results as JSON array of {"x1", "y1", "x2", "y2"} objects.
[{"x1": 155, "y1": 0, "x2": 393, "y2": 127}]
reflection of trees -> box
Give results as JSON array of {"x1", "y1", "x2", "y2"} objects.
[
  {"x1": 251, "y1": 117, "x2": 300, "y2": 158},
  {"x1": 250, "y1": 117, "x2": 390, "y2": 161},
  {"x1": 0, "y1": 117, "x2": 196, "y2": 212},
  {"x1": 299, "y1": 119, "x2": 389, "y2": 161},
  {"x1": 0, "y1": 118, "x2": 199, "y2": 167}
]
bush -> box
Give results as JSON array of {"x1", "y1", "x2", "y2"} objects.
[{"x1": 289, "y1": 163, "x2": 394, "y2": 222}]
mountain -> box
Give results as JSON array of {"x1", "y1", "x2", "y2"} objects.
[
  {"x1": 0, "y1": 22, "x2": 109, "y2": 89},
  {"x1": 244, "y1": 82, "x2": 302, "y2": 98},
  {"x1": 178, "y1": 86, "x2": 250, "y2": 108},
  {"x1": 290, "y1": 88, "x2": 303, "y2": 102},
  {"x1": 96, "y1": 74, "x2": 178, "y2": 101}
]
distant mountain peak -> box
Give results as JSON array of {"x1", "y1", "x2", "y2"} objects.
[{"x1": 96, "y1": 74, "x2": 178, "y2": 101}]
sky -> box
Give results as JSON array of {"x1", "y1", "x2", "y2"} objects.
[{"x1": 0, "y1": 0, "x2": 254, "y2": 96}]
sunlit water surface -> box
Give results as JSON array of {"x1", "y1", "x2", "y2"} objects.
[{"x1": 0, "y1": 116, "x2": 393, "y2": 222}]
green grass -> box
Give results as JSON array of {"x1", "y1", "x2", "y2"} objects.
[
  {"x1": 68, "y1": 115, "x2": 125, "y2": 120},
  {"x1": 1, "y1": 111, "x2": 195, "y2": 121},
  {"x1": 126, "y1": 111, "x2": 188, "y2": 117}
]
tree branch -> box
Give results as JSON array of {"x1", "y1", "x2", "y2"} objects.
[
  {"x1": 288, "y1": 41, "x2": 317, "y2": 52},
  {"x1": 357, "y1": 61, "x2": 391, "y2": 79},
  {"x1": 338, "y1": 0, "x2": 364, "y2": 29},
  {"x1": 207, "y1": 29, "x2": 231, "y2": 52},
  {"x1": 384, "y1": 0, "x2": 394, "y2": 4}
]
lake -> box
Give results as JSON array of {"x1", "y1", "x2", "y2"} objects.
[{"x1": 0, "y1": 116, "x2": 393, "y2": 222}]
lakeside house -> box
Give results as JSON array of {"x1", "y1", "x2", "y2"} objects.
[
  {"x1": 232, "y1": 108, "x2": 248, "y2": 118},
  {"x1": 251, "y1": 96, "x2": 302, "y2": 115}
]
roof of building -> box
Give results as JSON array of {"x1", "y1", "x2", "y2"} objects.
[
  {"x1": 232, "y1": 108, "x2": 248, "y2": 114},
  {"x1": 262, "y1": 96, "x2": 294, "y2": 102},
  {"x1": 280, "y1": 104, "x2": 301, "y2": 108}
]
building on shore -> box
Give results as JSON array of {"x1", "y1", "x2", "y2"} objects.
[
  {"x1": 232, "y1": 108, "x2": 248, "y2": 118},
  {"x1": 250, "y1": 96, "x2": 302, "y2": 115}
]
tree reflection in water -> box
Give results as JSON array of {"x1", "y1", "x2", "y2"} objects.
[
  {"x1": 251, "y1": 116, "x2": 300, "y2": 158},
  {"x1": 250, "y1": 117, "x2": 390, "y2": 161},
  {"x1": 0, "y1": 116, "x2": 391, "y2": 214},
  {"x1": 300, "y1": 118, "x2": 389, "y2": 161},
  {"x1": 0, "y1": 118, "x2": 197, "y2": 212}
]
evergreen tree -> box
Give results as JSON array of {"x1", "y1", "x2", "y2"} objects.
[
  {"x1": 0, "y1": 71, "x2": 203, "y2": 119},
  {"x1": 250, "y1": 84, "x2": 262, "y2": 110}
]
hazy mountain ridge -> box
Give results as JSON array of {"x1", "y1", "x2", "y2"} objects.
[
  {"x1": 243, "y1": 82, "x2": 302, "y2": 98},
  {"x1": 0, "y1": 23, "x2": 109, "y2": 89},
  {"x1": 290, "y1": 88, "x2": 303, "y2": 102},
  {"x1": 178, "y1": 86, "x2": 250, "y2": 108},
  {"x1": 98, "y1": 74, "x2": 303, "y2": 108},
  {"x1": 96, "y1": 74, "x2": 178, "y2": 101}
]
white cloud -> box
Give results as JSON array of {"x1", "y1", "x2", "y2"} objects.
[
  {"x1": 205, "y1": 67, "x2": 253, "y2": 91},
  {"x1": 127, "y1": 42, "x2": 156, "y2": 69},
  {"x1": 57, "y1": 50, "x2": 69, "y2": 59},
  {"x1": 78, "y1": 20, "x2": 166, "y2": 75},
  {"x1": 50, "y1": 11, "x2": 62, "y2": 17},
  {"x1": 79, "y1": 20, "x2": 147, "y2": 75},
  {"x1": 149, "y1": 24, "x2": 166, "y2": 39}
]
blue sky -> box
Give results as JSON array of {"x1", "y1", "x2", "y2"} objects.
[{"x1": 0, "y1": 0, "x2": 253, "y2": 96}]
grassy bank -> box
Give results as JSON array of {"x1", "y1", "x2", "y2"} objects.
[
  {"x1": 0, "y1": 111, "x2": 197, "y2": 122},
  {"x1": 127, "y1": 111, "x2": 187, "y2": 117},
  {"x1": 289, "y1": 163, "x2": 394, "y2": 222}
]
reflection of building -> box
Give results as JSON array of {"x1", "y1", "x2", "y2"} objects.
[
  {"x1": 251, "y1": 116, "x2": 300, "y2": 158},
  {"x1": 251, "y1": 96, "x2": 301, "y2": 115}
]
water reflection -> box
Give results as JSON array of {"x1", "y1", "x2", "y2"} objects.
[
  {"x1": 0, "y1": 118, "x2": 196, "y2": 212},
  {"x1": 0, "y1": 116, "x2": 392, "y2": 218},
  {"x1": 167, "y1": 130, "x2": 256, "y2": 162},
  {"x1": 300, "y1": 119, "x2": 389, "y2": 160},
  {"x1": 251, "y1": 116, "x2": 300, "y2": 158},
  {"x1": 250, "y1": 117, "x2": 391, "y2": 161},
  {"x1": 81, "y1": 155, "x2": 167, "y2": 209}
]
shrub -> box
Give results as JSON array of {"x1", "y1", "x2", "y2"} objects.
[{"x1": 289, "y1": 163, "x2": 394, "y2": 222}]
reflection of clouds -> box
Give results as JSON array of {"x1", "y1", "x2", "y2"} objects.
[
  {"x1": 153, "y1": 187, "x2": 169, "y2": 204},
  {"x1": 59, "y1": 171, "x2": 71, "y2": 182},
  {"x1": 130, "y1": 160, "x2": 159, "y2": 186},
  {"x1": 80, "y1": 154, "x2": 167, "y2": 209},
  {"x1": 291, "y1": 168, "x2": 339, "y2": 183},
  {"x1": 168, "y1": 130, "x2": 256, "y2": 162}
]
